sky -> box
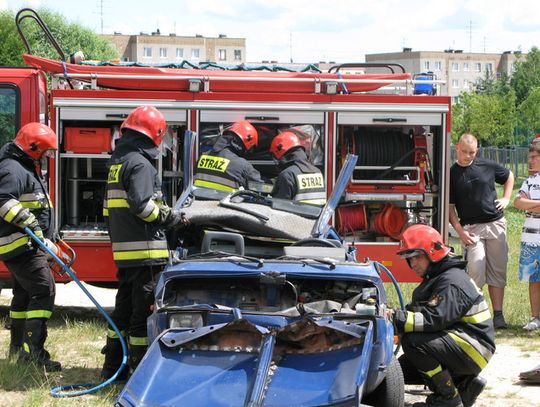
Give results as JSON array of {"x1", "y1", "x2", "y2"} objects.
[{"x1": 1, "y1": 0, "x2": 540, "y2": 63}]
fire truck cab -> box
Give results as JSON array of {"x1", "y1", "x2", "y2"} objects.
[{"x1": 0, "y1": 55, "x2": 451, "y2": 285}]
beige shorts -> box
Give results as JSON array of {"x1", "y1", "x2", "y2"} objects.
[{"x1": 462, "y1": 217, "x2": 508, "y2": 288}]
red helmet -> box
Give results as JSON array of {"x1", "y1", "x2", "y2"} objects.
[
  {"x1": 224, "y1": 120, "x2": 258, "y2": 151},
  {"x1": 14, "y1": 123, "x2": 58, "y2": 160},
  {"x1": 270, "y1": 131, "x2": 303, "y2": 160},
  {"x1": 397, "y1": 224, "x2": 450, "y2": 262},
  {"x1": 120, "y1": 106, "x2": 167, "y2": 146}
]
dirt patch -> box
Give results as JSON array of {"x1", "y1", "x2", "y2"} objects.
[{"x1": 405, "y1": 343, "x2": 540, "y2": 407}]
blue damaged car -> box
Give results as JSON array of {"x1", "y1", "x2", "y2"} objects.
[{"x1": 116, "y1": 151, "x2": 404, "y2": 407}]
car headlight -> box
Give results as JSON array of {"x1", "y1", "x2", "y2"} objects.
[{"x1": 169, "y1": 312, "x2": 204, "y2": 329}]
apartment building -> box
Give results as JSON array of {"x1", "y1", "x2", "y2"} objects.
[
  {"x1": 366, "y1": 49, "x2": 525, "y2": 99},
  {"x1": 103, "y1": 31, "x2": 246, "y2": 65}
]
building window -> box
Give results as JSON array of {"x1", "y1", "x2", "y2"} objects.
[
  {"x1": 423, "y1": 61, "x2": 430, "y2": 71},
  {"x1": 452, "y1": 79, "x2": 459, "y2": 88},
  {"x1": 486, "y1": 62, "x2": 493, "y2": 73},
  {"x1": 191, "y1": 48, "x2": 200, "y2": 59},
  {"x1": 143, "y1": 47, "x2": 152, "y2": 58},
  {"x1": 452, "y1": 62, "x2": 459, "y2": 72},
  {"x1": 176, "y1": 48, "x2": 184, "y2": 59},
  {"x1": 463, "y1": 62, "x2": 469, "y2": 72},
  {"x1": 159, "y1": 48, "x2": 167, "y2": 58},
  {"x1": 234, "y1": 49, "x2": 242, "y2": 61},
  {"x1": 463, "y1": 79, "x2": 469, "y2": 89},
  {"x1": 218, "y1": 49, "x2": 227, "y2": 61},
  {"x1": 475, "y1": 62, "x2": 481, "y2": 72}
]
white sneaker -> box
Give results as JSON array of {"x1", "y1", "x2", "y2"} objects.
[{"x1": 523, "y1": 317, "x2": 540, "y2": 331}]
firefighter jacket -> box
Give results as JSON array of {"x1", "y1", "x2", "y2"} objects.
[
  {"x1": 393, "y1": 256, "x2": 496, "y2": 370},
  {"x1": 104, "y1": 132, "x2": 171, "y2": 269},
  {"x1": 272, "y1": 148, "x2": 326, "y2": 205},
  {"x1": 194, "y1": 133, "x2": 262, "y2": 192},
  {"x1": 0, "y1": 143, "x2": 53, "y2": 260}
]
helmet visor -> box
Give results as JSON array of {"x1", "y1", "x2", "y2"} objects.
[{"x1": 398, "y1": 249, "x2": 424, "y2": 259}]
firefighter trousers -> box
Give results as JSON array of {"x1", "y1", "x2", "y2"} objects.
[
  {"x1": 400, "y1": 331, "x2": 482, "y2": 382},
  {"x1": 108, "y1": 265, "x2": 161, "y2": 343},
  {"x1": 4, "y1": 249, "x2": 55, "y2": 321}
]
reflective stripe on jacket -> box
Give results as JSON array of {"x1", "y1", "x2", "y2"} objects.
[
  {"x1": 272, "y1": 159, "x2": 326, "y2": 206},
  {"x1": 193, "y1": 148, "x2": 261, "y2": 192},
  {"x1": 105, "y1": 135, "x2": 169, "y2": 268},
  {"x1": 0, "y1": 143, "x2": 53, "y2": 260},
  {"x1": 393, "y1": 257, "x2": 496, "y2": 370}
]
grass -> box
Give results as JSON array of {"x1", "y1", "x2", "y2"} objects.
[
  {"x1": 0, "y1": 177, "x2": 538, "y2": 405},
  {"x1": 0, "y1": 307, "x2": 119, "y2": 406}
]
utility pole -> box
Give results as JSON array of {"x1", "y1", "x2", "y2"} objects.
[
  {"x1": 100, "y1": 0, "x2": 104, "y2": 34},
  {"x1": 289, "y1": 32, "x2": 293, "y2": 63},
  {"x1": 468, "y1": 20, "x2": 472, "y2": 53}
]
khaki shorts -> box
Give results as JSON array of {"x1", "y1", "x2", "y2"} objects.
[{"x1": 462, "y1": 217, "x2": 508, "y2": 288}]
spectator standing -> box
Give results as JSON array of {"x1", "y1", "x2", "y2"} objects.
[
  {"x1": 513, "y1": 141, "x2": 540, "y2": 331},
  {"x1": 449, "y1": 133, "x2": 514, "y2": 329}
]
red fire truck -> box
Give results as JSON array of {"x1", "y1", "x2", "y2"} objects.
[{"x1": 0, "y1": 15, "x2": 451, "y2": 286}]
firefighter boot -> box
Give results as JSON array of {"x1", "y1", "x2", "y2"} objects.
[
  {"x1": 128, "y1": 344, "x2": 148, "y2": 373},
  {"x1": 19, "y1": 318, "x2": 61, "y2": 372},
  {"x1": 8, "y1": 318, "x2": 25, "y2": 358},
  {"x1": 413, "y1": 370, "x2": 464, "y2": 407},
  {"x1": 100, "y1": 337, "x2": 128, "y2": 381},
  {"x1": 457, "y1": 375, "x2": 486, "y2": 407}
]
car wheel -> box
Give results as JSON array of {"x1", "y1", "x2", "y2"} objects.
[{"x1": 361, "y1": 356, "x2": 404, "y2": 407}]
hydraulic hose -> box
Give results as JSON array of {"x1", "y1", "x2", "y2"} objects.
[
  {"x1": 24, "y1": 227, "x2": 128, "y2": 397},
  {"x1": 374, "y1": 261, "x2": 405, "y2": 355}
]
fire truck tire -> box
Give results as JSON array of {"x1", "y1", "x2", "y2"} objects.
[{"x1": 361, "y1": 356, "x2": 404, "y2": 407}]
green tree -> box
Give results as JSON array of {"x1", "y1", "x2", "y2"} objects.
[
  {"x1": 452, "y1": 90, "x2": 516, "y2": 147},
  {"x1": 518, "y1": 86, "x2": 540, "y2": 137},
  {"x1": 510, "y1": 47, "x2": 540, "y2": 105},
  {"x1": 0, "y1": 8, "x2": 117, "y2": 67}
]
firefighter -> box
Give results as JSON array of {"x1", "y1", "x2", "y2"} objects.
[
  {"x1": 101, "y1": 105, "x2": 187, "y2": 379},
  {"x1": 0, "y1": 123, "x2": 61, "y2": 371},
  {"x1": 193, "y1": 120, "x2": 262, "y2": 192},
  {"x1": 270, "y1": 131, "x2": 326, "y2": 205},
  {"x1": 390, "y1": 224, "x2": 495, "y2": 407}
]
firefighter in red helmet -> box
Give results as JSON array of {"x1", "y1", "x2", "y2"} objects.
[
  {"x1": 389, "y1": 224, "x2": 495, "y2": 407},
  {"x1": 101, "y1": 105, "x2": 188, "y2": 379},
  {"x1": 194, "y1": 120, "x2": 262, "y2": 192},
  {"x1": 0, "y1": 123, "x2": 61, "y2": 371},
  {"x1": 270, "y1": 130, "x2": 326, "y2": 205}
]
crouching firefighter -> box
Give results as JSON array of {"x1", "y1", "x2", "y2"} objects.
[
  {"x1": 270, "y1": 131, "x2": 326, "y2": 206},
  {"x1": 101, "y1": 106, "x2": 188, "y2": 380},
  {"x1": 389, "y1": 224, "x2": 495, "y2": 407},
  {"x1": 0, "y1": 123, "x2": 61, "y2": 372}
]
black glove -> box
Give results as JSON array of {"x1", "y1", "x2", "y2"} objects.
[
  {"x1": 14, "y1": 208, "x2": 43, "y2": 238},
  {"x1": 165, "y1": 209, "x2": 189, "y2": 230}
]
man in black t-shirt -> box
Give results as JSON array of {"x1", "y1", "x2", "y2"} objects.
[{"x1": 449, "y1": 133, "x2": 514, "y2": 329}]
